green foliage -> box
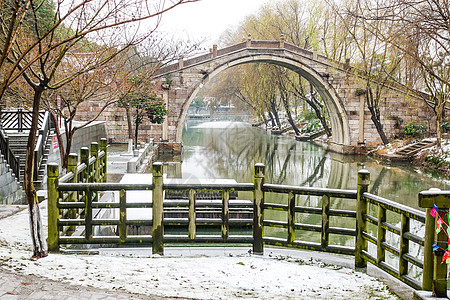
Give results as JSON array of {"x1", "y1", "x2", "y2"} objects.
[
  {"x1": 145, "y1": 100, "x2": 167, "y2": 124},
  {"x1": 355, "y1": 88, "x2": 366, "y2": 96},
  {"x1": 403, "y1": 121, "x2": 426, "y2": 137},
  {"x1": 301, "y1": 119, "x2": 321, "y2": 133},
  {"x1": 426, "y1": 155, "x2": 449, "y2": 168},
  {"x1": 442, "y1": 121, "x2": 450, "y2": 132},
  {"x1": 122, "y1": 91, "x2": 167, "y2": 125},
  {"x1": 191, "y1": 98, "x2": 206, "y2": 109},
  {"x1": 299, "y1": 110, "x2": 317, "y2": 122},
  {"x1": 34, "y1": 0, "x2": 56, "y2": 35}
]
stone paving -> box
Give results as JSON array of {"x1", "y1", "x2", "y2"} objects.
[{"x1": 0, "y1": 268, "x2": 161, "y2": 300}]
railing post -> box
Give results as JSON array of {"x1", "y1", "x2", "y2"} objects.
[
  {"x1": 90, "y1": 142, "x2": 99, "y2": 203},
  {"x1": 399, "y1": 215, "x2": 410, "y2": 278},
  {"x1": 212, "y1": 44, "x2": 218, "y2": 58},
  {"x1": 80, "y1": 147, "x2": 89, "y2": 183},
  {"x1": 321, "y1": 195, "x2": 330, "y2": 250},
  {"x1": 288, "y1": 191, "x2": 295, "y2": 244},
  {"x1": 422, "y1": 207, "x2": 436, "y2": 291},
  {"x1": 355, "y1": 169, "x2": 370, "y2": 270},
  {"x1": 47, "y1": 163, "x2": 59, "y2": 252},
  {"x1": 280, "y1": 34, "x2": 285, "y2": 48},
  {"x1": 100, "y1": 138, "x2": 107, "y2": 183},
  {"x1": 79, "y1": 147, "x2": 89, "y2": 219},
  {"x1": 152, "y1": 162, "x2": 164, "y2": 255},
  {"x1": 17, "y1": 108, "x2": 22, "y2": 132},
  {"x1": 419, "y1": 188, "x2": 448, "y2": 297},
  {"x1": 376, "y1": 204, "x2": 386, "y2": 265},
  {"x1": 189, "y1": 189, "x2": 196, "y2": 240},
  {"x1": 90, "y1": 142, "x2": 99, "y2": 183},
  {"x1": 119, "y1": 189, "x2": 127, "y2": 243},
  {"x1": 253, "y1": 163, "x2": 265, "y2": 255},
  {"x1": 67, "y1": 153, "x2": 78, "y2": 232},
  {"x1": 222, "y1": 190, "x2": 229, "y2": 241}
]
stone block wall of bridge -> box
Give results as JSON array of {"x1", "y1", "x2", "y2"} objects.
[
  {"x1": 74, "y1": 41, "x2": 435, "y2": 151},
  {"x1": 152, "y1": 42, "x2": 435, "y2": 151}
]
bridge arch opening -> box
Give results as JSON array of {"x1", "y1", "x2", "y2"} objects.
[{"x1": 176, "y1": 55, "x2": 350, "y2": 147}]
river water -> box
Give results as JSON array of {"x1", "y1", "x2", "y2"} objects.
[{"x1": 175, "y1": 120, "x2": 450, "y2": 210}]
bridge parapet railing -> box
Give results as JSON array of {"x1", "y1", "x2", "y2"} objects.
[
  {"x1": 0, "y1": 109, "x2": 46, "y2": 131},
  {"x1": 154, "y1": 40, "x2": 334, "y2": 78},
  {"x1": 47, "y1": 160, "x2": 434, "y2": 293}
]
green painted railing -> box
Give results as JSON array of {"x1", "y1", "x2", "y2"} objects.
[{"x1": 48, "y1": 155, "x2": 440, "y2": 294}]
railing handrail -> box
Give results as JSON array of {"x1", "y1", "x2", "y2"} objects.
[
  {"x1": 363, "y1": 192, "x2": 426, "y2": 222},
  {"x1": 263, "y1": 183, "x2": 357, "y2": 198},
  {"x1": 34, "y1": 111, "x2": 51, "y2": 180},
  {"x1": 0, "y1": 127, "x2": 20, "y2": 178}
]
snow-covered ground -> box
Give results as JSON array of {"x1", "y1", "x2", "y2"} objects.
[{"x1": 0, "y1": 202, "x2": 399, "y2": 299}]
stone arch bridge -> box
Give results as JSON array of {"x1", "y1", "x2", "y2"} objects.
[{"x1": 153, "y1": 39, "x2": 433, "y2": 154}]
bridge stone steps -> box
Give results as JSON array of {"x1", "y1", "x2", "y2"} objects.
[
  {"x1": 395, "y1": 140, "x2": 436, "y2": 157},
  {"x1": 4, "y1": 131, "x2": 54, "y2": 189},
  {"x1": 0, "y1": 154, "x2": 24, "y2": 204},
  {"x1": 296, "y1": 128, "x2": 327, "y2": 141}
]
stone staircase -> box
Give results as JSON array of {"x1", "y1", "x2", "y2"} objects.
[
  {"x1": 7, "y1": 131, "x2": 53, "y2": 190},
  {"x1": 395, "y1": 139, "x2": 436, "y2": 157},
  {"x1": 295, "y1": 128, "x2": 327, "y2": 141},
  {"x1": 0, "y1": 154, "x2": 24, "y2": 204}
]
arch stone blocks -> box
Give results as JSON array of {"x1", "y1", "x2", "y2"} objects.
[{"x1": 151, "y1": 42, "x2": 435, "y2": 154}]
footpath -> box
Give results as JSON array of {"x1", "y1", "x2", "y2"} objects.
[
  {"x1": 0, "y1": 206, "x2": 159, "y2": 300},
  {"x1": 0, "y1": 268, "x2": 155, "y2": 300}
]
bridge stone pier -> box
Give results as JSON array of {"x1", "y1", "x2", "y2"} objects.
[{"x1": 153, "y1": 39, "x2": 434, "y2": 154}]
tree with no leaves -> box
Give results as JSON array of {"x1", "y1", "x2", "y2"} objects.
[
  {"x1": 0, "y1": 0, "x2": 199, "y2": 259},
  {"x1": 375, "y1": 0, "x2": 450, "y2": 149}
]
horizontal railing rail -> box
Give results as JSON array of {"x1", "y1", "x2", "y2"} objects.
[{"x1": 47, "y1": 160, "x2": 439, "y2": 294}]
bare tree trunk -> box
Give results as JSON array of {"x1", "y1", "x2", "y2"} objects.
[
  {"x1": 126, "y1": 106, "x2": 133, "y2": 140},
  {"x1": 366, "y1": 88, "x2": 389, "y2": 145},
  {"x1": 281, "y1": 95, "x2": 301, "y2": 135},
  {"x1": 134, "y1": 117, "x2": 140, "y2": 149},
  {"x1": 368, "y1": 106, "x2": 389, "y2": 145},
  {"x1": 309, "y1": 86, "x2": 332, "y2": 137},
  {"x1": 436, "y1": 106, "x2": 443, "y2": 151},
  {"x1": 268, "y1": 111, "x2": 276, "y2": 127},
  {"x1": 270, "y1": 101, "x2": 281, "y2": 128},
  {"x1": 25, "y1": 85, "x2": 48, "y2": 259}
]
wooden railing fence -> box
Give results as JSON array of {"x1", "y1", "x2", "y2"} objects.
[{"x1": 47, "y1": 149, "x2": 444, "y2": 295}]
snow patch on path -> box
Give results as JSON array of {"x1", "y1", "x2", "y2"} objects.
[{"x1": 0, "y1": 201, "x2": 398, "y2": 299}]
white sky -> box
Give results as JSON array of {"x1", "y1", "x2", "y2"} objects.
[{"x1": 158, "y1": 0, "x2": 270, "y2": 44}]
